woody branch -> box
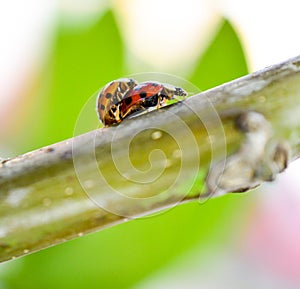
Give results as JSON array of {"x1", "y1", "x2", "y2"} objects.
[{"x1": 0, "y1": 55, "x2": 300, "y2": 263}]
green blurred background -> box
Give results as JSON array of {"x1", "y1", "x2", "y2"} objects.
[{"x1": 1, "y1": 1, "x2": 300, "y2": 288}]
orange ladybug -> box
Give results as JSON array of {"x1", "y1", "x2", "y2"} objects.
[
  {"x1": 97, "y1": 78, "x2": 138, "y2": 126},
  {"x1": 97, "y1": 78, "x2": 187, "y2": 126}
]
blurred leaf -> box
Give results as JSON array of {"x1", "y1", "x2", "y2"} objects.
[
  {"x1": 43, "y1": 10, "x2": 124, "y2": 144},
  {"x1": 12, "y1": 10, "x2": 124, "y2": 153},
  {"x1": 189, "y1": 18, "x2": 248, "y2": 90}
]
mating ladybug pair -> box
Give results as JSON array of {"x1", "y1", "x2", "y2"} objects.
[{"x1": 97, "y1": 78, "x2": 187, "y2": 126}]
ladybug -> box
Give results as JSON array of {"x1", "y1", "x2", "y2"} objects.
[
  {"x1": 97, "y1": 78, "x2": 187, "y2": 126},
  {"x1": 97, "y1": 78, "x2": 138, "y2": 126},
  {"x1": 119, "y1": 81, "x2": 187, "y2": 120}
]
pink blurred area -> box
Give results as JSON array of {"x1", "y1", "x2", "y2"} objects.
[
  {"x1": 243, "y1": 159, "x2": 300, "y2": 283},
  {"x1": 0, "y1": 1, "x2": 107, "y2": 154},
  {"x1": 134, "y1": 160, "x2": 300, "y2": 289},
  {"x1": 0, "y1": 1, "x2": 56, "y2": 136}
]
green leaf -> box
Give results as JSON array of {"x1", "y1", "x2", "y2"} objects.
[
  {"x1": 43, "y1": 10, "x2": 125, "y2": 143},
  {"x1": 189, "y1": 18, "x2": 248, "y2": 90}
]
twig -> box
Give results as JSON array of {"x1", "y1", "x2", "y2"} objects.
[{"x1": 0, "y1": 55, "x2": 300, "y2": 263}]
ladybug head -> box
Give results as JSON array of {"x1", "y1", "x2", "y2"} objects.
[
  {"x1": 174, "y1": 87, "x2": 188, "y2": 97},
  {"x1": 161, "y1": 83, "x2": 188, "y2": 99}
]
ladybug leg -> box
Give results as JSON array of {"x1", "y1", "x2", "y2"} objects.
[
  {"x1": 122, "y1": 104, "x2": 145, "y2": 119},
  {"x1": 156, "y1": 94, "x2": 169, "y2": 110},
  {"x1": 105, "y1": 104, "x2": 122, "y2": 125},
  {"x1": 157, "y1": 97, "x2": 167, "y2": 109},
  {"x1": 156, "y1": 97, "x2": 161, "y2": 110}
]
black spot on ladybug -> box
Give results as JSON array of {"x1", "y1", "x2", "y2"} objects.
[
  {"x1": 152, "y1": 83, "x2": 159, "y2": 87},
  {"x1": 100, "y1": 104, "x2": 105, "y2": 110},
  {"x1": 125, "y1": 97, "x2": 132, "y2": 105},
  {"x1": 144, "y1": 94, "x2": 158, "y2": 107},
  {"x1": 139, "y1": 92, "x2": 147, "y2": 99},
  {"x1": 105, "y1": 93, "x2": 112, "y2": 99}
]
